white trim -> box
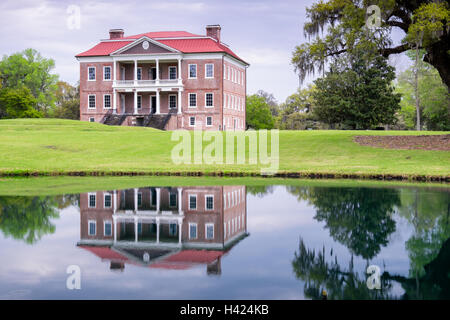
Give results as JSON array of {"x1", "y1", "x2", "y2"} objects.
[
  {"x1": 205, "y1": 223, "x2": 214, "y2": 240},
  {"x1": 77, "y1": 56, "x2": 114, "y2": 62},
  {"x1": 189, "y1": 223, "x2": 198, "y2": 239},
  {"x1": 88, "y1": 95, "x2": 96, "y2": 109},
  {"x1": 103, "y1": 66, "x2": 112, "y2": 81},
  {"x1": 188, "y1": 194, "x2": 197, "y2": 210},
  {"x1": 169, "y1": 192, "x2": 178, "y2": 208},
  {"x1": 104, "y1": 220, "x2": 112, "y2": 236},
  {"x1": 110, "y1": 36, "x2": 180, "y2": 55},
  {"x1": 205, "y1": 63, "x2": 214, "y2": 78},
  {"x1": 88, "y1": 220, "x2": 96, "y2": 236},
  {"x1": 188, "y1": 64, "x2": 197, "y2": 79},
  {"x1": 205, "y1": 92, "x2": 214, "y2": 108},
  {"x1": 103, "y1": 94, "x2": 111, "y2": 109},
  {"x1": 205, "y1": 194, "x2": 214, "y2": 210},
  {"x1": 168, "y1": 94, "x2": 177, "y2": 109},
  {"x1": 188, "y1": 93, "x2": 197, "y2": 108},
  {"x1": 103, "y1": 193, "x2": 112, "y2": 208},
  {"x1": 87, "y1": 66, "x2": 96, "y2": 81},
  {"x1": 168, "y1": 66, "x2": 177, "y2": 80},
  {"x1": 88, "y1": 193, "x2": 96, "y2": 208},
  {"x1": 189, "y1": 116, "x2": 196, "y2": 127}
]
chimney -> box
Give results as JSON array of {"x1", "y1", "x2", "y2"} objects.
[
  {"x1": 206, "y1": 25, "x2": 221, "y2": 42},
  {"x1": 109, "y1": 29, "x2": 124, "y2": 40}
]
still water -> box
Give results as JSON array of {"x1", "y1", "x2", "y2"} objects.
[{"x1": 0, "y1": 183, "x2": 448, "y2": 300}]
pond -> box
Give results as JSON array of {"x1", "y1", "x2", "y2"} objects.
[{"x1": 0, "y1": 182, "x2": 448, "y2": 300}]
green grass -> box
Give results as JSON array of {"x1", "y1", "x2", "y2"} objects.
[{"x1": 0, "y1": 118, "x2": 448, "y2": 178}]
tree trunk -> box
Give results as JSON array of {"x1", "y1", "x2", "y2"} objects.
[
  {"x1": 423, "y1": 34, "x2": 450, "y2": 93},
  {"x1": 414, "y1": 47, "x2": 421, "y2": 131}
]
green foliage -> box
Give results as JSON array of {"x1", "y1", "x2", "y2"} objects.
[
  {"x1": 0, "y1": 87, "x2": 42, "y2": 119},
  {"x1": 53, "y1": 81, "x2": 80, "y2": 120},
  {"x1": 0, "y1": 48, "x2": 58, "y2": 116},
  {"x1": 396, "y1": 50, "x2": 450, "y2": 130},
  {"x1": 312, "y1": 46, "x2": 401, "y2": 129},
  {"x1": 245, "y1": 94, "x2": 275, "y2": 129}
]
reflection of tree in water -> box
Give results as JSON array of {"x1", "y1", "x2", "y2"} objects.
[
  {"x1": 246, "y1": 185, "x2": 274, "y2": 198},
  {"x1": 287, "y1": 186, "x2": 399, "y2": 259},
  {"x1": 0, "y1": 195, "x2": 76, "y2": 244},
  {"x1": 289, "y1": 186, "x2": 450, "y2": 300}
]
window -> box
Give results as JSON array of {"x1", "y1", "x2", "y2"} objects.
[
  {"x1": 151, "y1": 188, "x2": 157, "y2": 206},
  {"x1": 206, "y1": 224, "x2": 214, "y2": 239},
  {"x1": 169, "y1": 66, "x2": 177, "y2": 80},
  {"x1": 88, "y1": 193, "x2": 96, "y2": 208},
  {"x1": 223, "y1": 65, "x2": 226, "y2": 79},
  {"x1": 149, "y1": 68, "x2": 156, "y2": 80},
  {"x1": 227, "y1": 66, "x2": 231, "y2": 80},
  {"x1": 189, "y1": 93, "x2": 196, "y2": 107},
  {"x1": 88, "y1": 220, "x2": 96, "y2": 235},
  {"x1": 189, "y1": 116, "x2": 196, "y2": 127},
  {"x1": 88, "y1": 95, "x2": 96, "y2": 109},
  {"x1": 169, "y1": 223, "x2": 177, "y2": 236},
  {"x1": 88, "y1": 67, "x2": 96, "y2": 81},
  {"x1": 137, "y1": 192, "x2": 142, "y2": 207},
  {"x1": 188, "y1": 64, "x2": 197, "y2": 79},
  {"x1": 169, "y1": 95, "x2": 177, "y2": 109},
  {"x1": 189, "y1": 195, "x2": 197, "y2": 210},
  {"x1": 206, "y1": 195, "x2": 214, "y2": 210},
  {"x1": 104, "y1": 193, "x2": 112, "y2": 208},
  {"x1": 205, "y1": 93, "x2": 213, "y2": 107},
  {"x1": 137, "y1": 67, "x2": 142, "y2": 80},
  {"x1": 189, "y1": 223, "x2": 197, "y2": 239},
  {"x1": 89, "y1": 117, "x2": 95, "y2": 123},
  {"x1": 206, "y1": 116, "x2": 212, "y2": 127},
  {"x1": 103, "y1": 94, "x2": 111, "y2": 109},
  {"x1": 169, "y1": 192, "x2": 177, "y2": 207},
  {"x1": 104, "y1": 221, "x2": 112, "y2": 236},
  {"x1": 205, "y1": 64, "x2": 214, "y2": 78},
  {"x1": 137, "y1": 95, "x2": 142, "y2": 109},
  {"x1": 138, "y1": 223, "x2": 142, "y2": 234},
  {"x1": 103, "y1": 66, "x2": 111, "y2": 81}
]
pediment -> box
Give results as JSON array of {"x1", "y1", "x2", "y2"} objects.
[{"x1": 112, "y1": 37, "x2": 177, "y2": 55}]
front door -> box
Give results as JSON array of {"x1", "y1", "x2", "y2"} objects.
[
  {"x1": 121, "y1": 94, "x2": 126, "y2": 114},
  {"x1": 151, "y1": 96, "x2": 156, "y2": 114}
]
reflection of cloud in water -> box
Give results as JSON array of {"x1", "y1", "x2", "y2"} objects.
[{"x1": 0, "y1": 289, "x2": 32, "y2": 300}]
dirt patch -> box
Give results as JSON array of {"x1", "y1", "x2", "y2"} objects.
[{"x1": 354, "y1": 135, "x2": 450, "y2": 151}]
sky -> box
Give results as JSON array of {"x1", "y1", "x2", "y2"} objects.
[{"x1": 0, "y1": 0, "x2": 410, "y2": 103}]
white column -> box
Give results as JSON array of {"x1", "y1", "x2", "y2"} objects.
[
  {"x1": 113, "y1": 190, "x2": 117, "y2": 214},
  {"x1": 134, "y1": 90, "x2": 138, "y2": 114},
  {"x1": 155, "y1": 59, "x2": 159, "y2": 84},
  {"x1": 156, "y1": 188, "x2": 160, "y2": 212},
  {"x1": 134, "y1": 216, "x2": 138, "y2": 243},
  {"x1": 113, "y1": 60, "x2": 117, "y2": 82},
  {"x1": 134, "y1": 188, "x2": 138, "y2": 212},
  {"x1": 178, "y1": 188, "x2": 182, "y2": 214},
  {"x1": 178, "y1": 220, "x2": 182, "y2": 245},
  {"x1": 178, "y1": 58, "x2": 181, "y2": 82},
  {"x1": 134, "y1": 59, "x2": 138, "y2": 85},
  {"x1": 177, "y1": 91, "x2": 182, "y2": 115},
  {"x1": 113, "y1": 217, "x2": 117, "y2": 243},
  {"x1": 156, "y1": 90, "x2": 160, "y2": 115},
  {"x1": 156, "y1": 218, "x2": 160, "y2": 244},
  {"x1": 113, "y1": 88, "x2": 117, "y2": 114}
]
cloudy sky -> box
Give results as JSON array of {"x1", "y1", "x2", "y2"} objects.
[{"x1": 0, "y1": 0, "x2": 409, "y2": 103}]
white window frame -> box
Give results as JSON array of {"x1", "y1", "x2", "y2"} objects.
[
  {"x1": 169, "y1": 66, "x2": 177, "y2": 80},
  {"x1": 88, "y1": 193, "x2": 96, "y2": 208},
  {"x1": 88, "y1": 95, "x2": 96, "y2": 109},
  {"x1": 205, "y1": 93, "x2": 214, "y2": 108},
  {"x1": 205, "y1": 223, "x2": 214, "y2": 240},
  {"x1": 103, "y1": 94, "x2": 111, "y2": 109},
  {"x1": 103, "y1": 193, "x2": 112, "y2": 208},
  {"x1": 88, "y1": 220, "x2": 96, "y2": 236},
  {"x1": 169, "y1": 192, "x2": 177, "y2": 208},
  {"x1": 205, "y1": 195, "x2": 214, "y2": 210},
  {"x1": 189, "y1": 116, "x2": 196, "y2": 127},
  {"x1": 137, "y1": 67, "x2": 142, "y2": 80},
  {"x1": 169, "y1": 223, "x2": 177, "y2": 236},
  {"x1": 223, "y1": 65, "x2": 226, "y2": 80},
  {"x1": 137, "y1": 95, "x2": 142, "y2": 109},
  {"x1": 104, "y1": 220, "x2": 112, "y2": 236},
  {"x1": 149, "y1": 67, "x2": 157, "y2": 80},
  {"x1": 205, "y1": 64, "x2": 214, "y2": 78},
  {"x1": 137, "y1": 192, "x2": 142, "y2": 207},
  {"x1": 188, "y1": 93, "x2": 197, "y2": 108},
  {"x1": 189, "y1": 194, "x2": 197, "y2": 210},
  {"x1": 89, "y1": 117, "x2": 95, "y2": 123},
  {"x1": 189, "y1": 223, "x2": 198, "y2": 239},
  {"x1": 169, "y1": 94, "x2": 177, "y2": 109},
  {"x1": 188, "y1": 64, "x2": 197, "y2": 79},
  {"x1": 88, "y1": 66, "x2": 96, "y2": 81},
  {"x1": 227, "y1": 66, "x2": 231, "y2": 80},
  {"x1": 206, "y1": 116, "x2": 212, "y2": 127},
  {"x1": 103, "y1": 66, "x2": 111, "y2": 81}
]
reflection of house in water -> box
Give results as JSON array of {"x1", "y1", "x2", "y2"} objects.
[{"x1": 78, "y1": 186, "x2": 247, "y2": 274}]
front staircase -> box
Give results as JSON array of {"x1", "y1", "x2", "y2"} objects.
[
  {"x1": 101, "y1": 113, "x2": 127, "y2": 126},
  {"x1": 101, "y1": 112, "x2": 172, "y2": 130}
]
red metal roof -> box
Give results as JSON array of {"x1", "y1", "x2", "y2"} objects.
[
  {"x1": 76, "y1": 31, "x2": 248, "y2": 64},
  {"x1": 79, "y1": 245, "x2": 128, "y2": 261}
]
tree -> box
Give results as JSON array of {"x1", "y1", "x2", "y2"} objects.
[
  {"x1": 312, "y1": 44, "x2": 401, "y2": 129},
  {"x1": 292, "y1": 1, "x2": 450, "y2": 91},
  {"x1": 396, "y1": 50, "x2": 450, "y2": 131},
  {"x1": 0, "y1": 87, "x2": 42, "y2": 119},
  {"x1": 245, "y1": 94, "x2": 275, "y2": 129},
  {"x1": 256, "y1": 90, "x2": 279, "y2": 117},
  {"x1": 53, "y1": 81, "x2": 80, "y2": 120},
  {"x1": 0, "y1": 48, "x2": 58, "y2": 116}
]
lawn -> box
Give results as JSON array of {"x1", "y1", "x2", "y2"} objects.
[{"x1": 0, "y1": 118, "x2": 448, "y2": 179}]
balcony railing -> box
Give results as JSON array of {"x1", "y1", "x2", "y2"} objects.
[{"x1": 113, "y1": 79, "x2": 182, "y2": 88}]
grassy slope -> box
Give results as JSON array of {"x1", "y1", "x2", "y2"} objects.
[{"x1": 0, "y1": 118, "x2": 448, "y2": 177}]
